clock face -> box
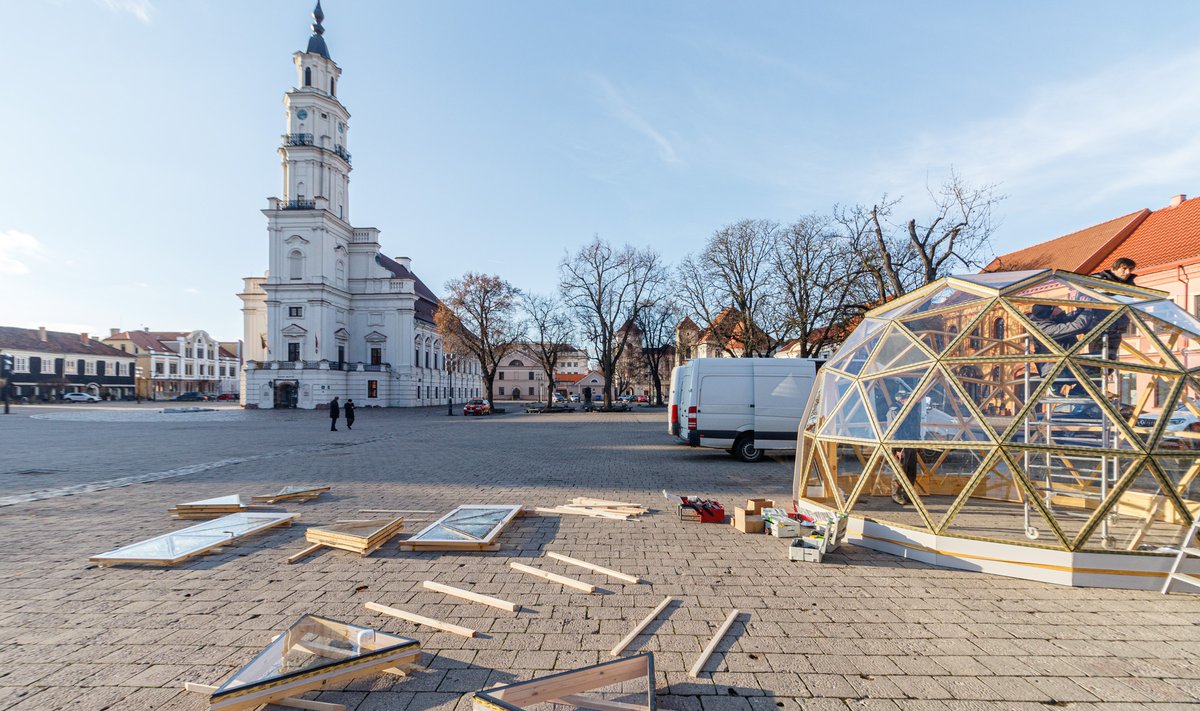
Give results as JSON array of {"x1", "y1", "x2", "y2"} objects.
[
  {"x1": 296, "y1": 109, "x2": 308, "y2": 120},
  {"x1": 337, "y1": 122, "x2": 344, "y2": 134}
]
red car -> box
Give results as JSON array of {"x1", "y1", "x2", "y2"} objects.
[
  {"x1": 216, "y1": 393, "x2": 239, "y2": 401},
  {"x1": 463, "y1": 399, "x2": 492, "y2": 416}
]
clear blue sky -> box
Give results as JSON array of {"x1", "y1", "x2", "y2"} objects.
[{"x1": 4, "y1": 1, "x2": 1199, "y2": 341}]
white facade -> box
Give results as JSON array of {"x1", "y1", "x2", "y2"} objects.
[
  {"x1": 103, "y1": 329, "x2": 240, "y2": 399},
  {"x1": 239, "y1": 6, "x2": 481, "y2": 409}
]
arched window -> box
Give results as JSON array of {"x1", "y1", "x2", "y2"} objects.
[
  {"x1": 304, "y1": 67, "x2": 312, "y2": 86},
  {"x1": 288, "y1": 250, "x2": 304, "y2": 280},
  {"x1": 424, "y1": 337, "x2": 431, "y2": 369},
  {"x1": 993, "y1": 317, "x2": 1005, "y2": 343},
  {"x1": 415, "y1": 337, "x2": 421, "y2": 366},
  {"x1": 433, "y1": 340, "x2": 441, "y2": 370},
  {"x1": 508, "y1": 359, "x2": 524, "y2": 367},
  {"x1": 335, "y1": 260, "x2": 345, "y2": 288},
  {"x1": 330, "y1": 77, "x2": 336, "y2": 95},
  {"x1": 296, "y1": 181, "x2": 305, "y2": 199}
]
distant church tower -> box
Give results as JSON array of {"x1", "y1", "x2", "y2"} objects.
[{"x1": 239, "y1": 2, "x2": 482, "y2": 409}]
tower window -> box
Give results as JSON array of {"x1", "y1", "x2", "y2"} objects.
[
  {"x1": 288, "y1": 249, "x2": 304, "y2": 280},
  {"x1": 304, "y1": 67, "x2": 312, "y2": 86}
]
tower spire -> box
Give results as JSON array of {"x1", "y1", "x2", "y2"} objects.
[{"x1": 306, "y1": 1, "x2": 331, "y2": 60}]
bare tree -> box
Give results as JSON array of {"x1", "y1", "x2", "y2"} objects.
[
  {"x1": 435, "y1": 273, "x2": 524, "y2": 407},
  {"x1": 559, "y1": 237, "x2": 665, "y2": 409},
  {"x1": 679, "y1": 219, "x2": 782, "y2": 357},
  {"x1": 773, "y1": 216, "x2": 868, "y2": 358},
  {"x1": 635, "y1": 299, "x2": 678, "y2": 405},
  {"x1": 523, "y1": 293, "x2": 575, "y2": 409},
  {"x1": 838, "y1": 171, "x2": 1003, "y2": 304}
]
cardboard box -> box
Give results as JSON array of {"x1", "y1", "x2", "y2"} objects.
[
  {"x1": 745, "y1": 498, "x2": 775, "y2": 514},
  {"x1": 731, "y1": 507, "x2": 764, "y2": 533}
]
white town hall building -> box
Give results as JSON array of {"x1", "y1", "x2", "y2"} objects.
[{"x1": 240, "y1": 3, "x2": 481, "y2": 409}]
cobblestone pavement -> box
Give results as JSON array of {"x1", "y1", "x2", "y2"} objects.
[{"x1": 1, "y1": 404, "x2": 1198, "y2": 711}]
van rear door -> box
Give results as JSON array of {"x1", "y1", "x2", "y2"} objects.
[
  {"x1": 696, "y1": 373, "x2": 752, "y2": 448},
  {"x1": 754, "y1": 362, "x2": 815, "y2": 450}
]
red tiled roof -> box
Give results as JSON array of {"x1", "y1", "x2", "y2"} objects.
[
  {"x1": 985, "y1": 210, "x2": 1148, "y2": 273},
  {"x1": 555, "y1": 372, "x2": 588, "y2": 384},
  {"x1": 1110, "y1": 196, "x2": 1200, "y2": 271}
]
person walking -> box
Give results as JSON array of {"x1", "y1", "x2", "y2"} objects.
[
  {"x1": 329, "y1": 396, "x2": 340, "y2": 431},
  {"x1": 344, "y1": 399, "x2": 356, "y2": 430}
]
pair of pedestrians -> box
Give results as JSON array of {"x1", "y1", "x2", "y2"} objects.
[{"x1": 328, "y1": 396, "x2": 355, "y2": 431}]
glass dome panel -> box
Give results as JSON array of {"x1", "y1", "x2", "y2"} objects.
[
  {"x1": 1076, "y1": 461, "x2": 1190, "y2": 552},
  {"x1": 1010, "y1": 275, "x2": 1106, "y2": 303},
  {"x1": 817, "y1": 384, "x2": 879, "y2": 441},
  {"x1": 862, "y1": 326, "x2": 932, "y2": 375},
  {"x1": 959, "y1": 269, "x2": 1048, "y2": 290},
  {"x1": 940, "y1": 454, "x2": 1064, "y2": 546}
]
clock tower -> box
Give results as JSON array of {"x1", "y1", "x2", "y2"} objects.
[{"x1": 281, "y1": 0, "x2": 351, "y2": 221}]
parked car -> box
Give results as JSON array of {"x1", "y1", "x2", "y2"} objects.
[
  {"x1": 216, "y1": 393, "x2": 239, "y2": 401},
  {"x1": 62, "y1": 392, "x2": 100, "y2": 403},
  {"x1": 636, "y1": 395, "x2": 649, "y2": 403},
  {"x1": 617, "y1": 394, "x2": 634, "y2": 403},
  {"x1": 463, "y1": 399, "x2": 492, "y2": 416},
  {"x1": 568, "y1": 394, "x2": 581, "y2": 403},
  {"x1": 553, "y1": 393, "x2": 566, "y2": 404},
  {"x1": 173, "y1": 392, "x2": 211, "y2": 402}
]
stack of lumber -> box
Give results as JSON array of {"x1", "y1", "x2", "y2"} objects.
[
  {"x1": 251, "y1": 485, "x2": 330, "y2": 504},
  {"x1": 168, "y1": 495, "x2": 265, "y2": 519},
  {"x1": 304, "y1": 517, "x2": 405, "y2": 556},
  {"x1": 534, "y1": 497, "x2": 648, "y2": 521}
]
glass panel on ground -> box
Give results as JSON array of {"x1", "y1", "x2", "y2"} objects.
[
  {"x1": 863, "y1": 325, "x2": 933, "y2": 375},
  {"x1": 213, "y1": 615, "x2": 418, "y2": 697},
  {"x1": 946, "y1": 360, "x2": 1053, "y2": 440},
  {"x1": 942, "y1": 455, "x2": 1063, "y2": 547},
  {"x1": 817, "y1": 384, "x2": 879, "y2": 441},
  {"x1": 91, "y1": 512, "x2": 297, "y2": 563},
  {"x1": 408, "y1": 505, "x2": 522, "y2": 543},
  {"x1": 1014, "y1": 449, "x2": 1134, "y2": 547},
  {"x1": 1078, "y1": 462, "x2": 1191, "y2": 553},
  {"x1": 886, "y1": 367, "x2": 991, "y2": 443},
  {"x1": 899, "y1": 298, "x2": 991, "y2": 356}
]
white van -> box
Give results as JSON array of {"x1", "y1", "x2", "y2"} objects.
[
  {"x1": 670, "y1": 358, "x2": 820, "y2": 462},
  {"x1": 667, "y1": 362, "x2": 692, "y2": 438}
]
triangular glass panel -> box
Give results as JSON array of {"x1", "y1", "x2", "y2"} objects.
[
  {"x1": 817, "y1": 384, "x2": 879, "y2": 441},
  {"x1": 797, "y1": 440, "x2": 850, "y2": 509},
  {"x1": 940, "y1": 454, "x2": 1066, "y2": 548},
  {"x1": 821, "y1": 442, "x2": 880, "y2": 507},
  {"x1": 863, "y1": 325, "x2": 933, "y2": 375},
  {"x1": 860, "y1": 368, "x2": 928, "y2": 435},
  {"x1": 1010, "y1": 275, "x2": 1105, "y2": 303},
  {"x1": 883, "y1": 366, "x2": 992, "y2": 444},
  {"x1": 473, "y1": 653, "x2": 656, "y2": 711},
  {"x1": 944, "y1": 301, "x2": 1049, "y2": 358},
  {"x1": 899, "y1": 297, "x2": 992, "y2": 356},
  {"x1": 844, "y1": 452, "x2": 932, "y2": 532},
  {"x1": 1072, "y1": 310, "x2": 1179, "y2": 371},
  {"x1": 957, "y1": 269, "x2": 1048, "y2": 290},
  {"x1": 1076, "y1": 460, "x2": 1191, "y2": 553},
  {"x1": 911, "y1": 447, "x2": 990, "y2": 527},
  {"x1": 1149, "y1": 454, "x2": 1200, "y2": 506},
  {"x1": 945, "y1": 360, "x2": 1055, "y2": 440},
  {"x1": 824, "y1": 331, "x2": 883, "y2": 376},
  {"x1": 1150, "y1": 376, "x2": 1200, "y2": 452},
  {"x1": 1009, "y1": 364, "x2": 1138, "y2": 451},
  {"x1": 1010, "y1": 448, "x2": 1137, "y2": 548},
  {"x1": 211, "y1": 615, "x2": 420, "y2": 709},
  {"x1": 833, "y1": 317, "x2": 890, "y2": 354},
  {"x1": 1132, "y1": 299, "x2": 1200, "y2": 339},
  {"x1": 902, "y1": 284, "x2": 987, "y2": 315},
  {"x1": 1138, "y1": 311, "x2": 1200, "y2": 372},
  {"x1": 1013, "y1": 302, "x2": 1104, "y2": 357}
]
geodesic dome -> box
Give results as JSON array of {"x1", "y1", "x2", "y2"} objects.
[{"x1": 796, "y1": 269, "x2": 1200, "y2": 558}]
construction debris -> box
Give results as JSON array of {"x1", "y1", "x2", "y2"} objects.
[
  {"x1": 535, "y1": 498, "x2": 648, "y2": 521},
  {"x1": 689, "y1": 609, "x2": 742, "y2": 678},
  {"x1": 611, "y1": 596, "x2": 675, "y2": 656},
  {"x1": 167, "y1": 495, "x2": 273, "y2": 519},
  {"x1": 510, "y1": 561, "x2": 596, "y2": 593},
  {"x1": 422, "y1": 581, "x2": 519, "y2": 612},
  {"x1": 546, "y1": 551, "x2": 641, "y2": 584},
  {"x1": 364, "y1": 601, "x2": 478, "y2": 638},
  {"x1": 300, "y1": 517, "x2": 405, "y2": 560},
  {"x1": 250, "y1": 485, "x2": 330, "y2": 504}
]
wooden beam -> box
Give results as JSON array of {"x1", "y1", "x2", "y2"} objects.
[
  {"x1": 688, "y1": 609, "x2": 740, "y2": 678},
  {"x1": 510, "y1": 562, "x2": 596, "y2": 593},
  {"x1": 422, "y1": 581, "x2": 519, "y2": 612},
  {"x1": 534, "y1": 506, "x2": 631, "y2": 521},
  {"x1": 364, "y1": 601, "x2": 477, "y2": 638},
  {"x1": 553, "y1": 695, "x2": 650, "y2": 711},
  {"x1": 184, "y1": 682, "x2": 347, "y2": 711},
  {"x1": 184, "y1": 682, "x2": 218, "y2": 694},
  {"x1": 547, "y1": 552, "x2": 641, "y2": 584},
  {"x1": 610, "y1": 596, "x2": 674, "y2": 656},
  {"x1": 287, "y1": 543, "x2": 325, "y2": 564}
]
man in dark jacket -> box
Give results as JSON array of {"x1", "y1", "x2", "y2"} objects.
[
  {"x1": 1090, "y1": 257, "x2": 1137, "y2": 359},
  {"x1": 1093, "y1": 257, "x2": 1137, "y2": 285},
  {"x1": 329, "y1": 396, "x2": 340, "y2": 431},
  {"x1": 1030, "y1": 304, "x2": 1095, "y2": 395},
  {"x1": 889, "y1": 389, "x2": 922, "y2": 506},
  {"x1": 344, "y1": 399, "x2": 355, "y2": 430}
]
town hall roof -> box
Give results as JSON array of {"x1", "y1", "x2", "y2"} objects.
[
  {"x1": 374, "y1": 254, "x2": 441, "y2": 325},
  {"x1": 305, "y1": 2, "x2": 331, "y2": 60}
]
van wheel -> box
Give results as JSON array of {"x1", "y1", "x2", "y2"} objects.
[{"x1": 733, "y1": 435, "x2": 763, "y2": 463}]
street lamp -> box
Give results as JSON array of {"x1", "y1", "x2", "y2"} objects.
[{"x1": 446, "y1": 352, "x2": 456, "y2": 416}]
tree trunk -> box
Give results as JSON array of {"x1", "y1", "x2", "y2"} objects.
[{"x1": 484, "y1": 374, "x2": 495, "y2": 407}]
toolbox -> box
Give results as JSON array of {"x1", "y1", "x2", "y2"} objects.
[{"x1": 677, "y1": 496, "x2": 725, "y2": 523}]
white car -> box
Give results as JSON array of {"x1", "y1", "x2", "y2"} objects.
[
  {"x1": 62, "y1": 392, "x2": 100, "y2": 403},
  {"x1": 1137, "y1": 405, "x2": 1200, "y2": 435}
]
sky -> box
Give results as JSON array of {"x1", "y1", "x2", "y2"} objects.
[{"x1": 3, "y1": 0, "x2": 1199, "y2": 341}]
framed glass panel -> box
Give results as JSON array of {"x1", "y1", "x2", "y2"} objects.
[
  {"x1": 900, "y1": 298, "x2": 991, "y2": 356},
  {"x1": 817, "y1": 384, "x2": 879, "y2": 441},
  {"x1": 91, "y1": 512, "x2": 299, "y2": 565},
  {"x1": 407, "y1": 505, "x2": 523, "y2": 544},
  {"x1": 958, "y1": 269, "x2": 1048, "y2": 290},
  {"x1": 862, "y1": 326, "x2": 932, "y2": 375},
  {"x1": 940, "y1": 453, "x2": 1065, "y2": 548},
  {"x1": 1077, "y1": 461, "x2": 1192, "y2": 553}
]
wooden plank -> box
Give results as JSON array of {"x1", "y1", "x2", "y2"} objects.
[
  {"x1": 422, "y1": 581, "x2": 519, "y2": 612},
  {"x1": 547, "y1": 552, "x2": 641, "y2": 584},
  {"x1": 185, "y1": 681, "x2": 347, "y2": 711},
  {"x1": 610, "y1": 596, "x2": 674, "y2": 656},
  {"x1": 359, "y1": 509, "x2": 435, "y2": 514},
  {"x1": 488, "y1": 656, "x2": 649, "y2": 706},
  {"x1": 553, "y1": 695, "x2": 650, "y2": 711},
  {"x1": 364, "y1": 601, "x2": 478, "y2": 638},
  {"x1": 209, "y1": 650, "x2": 419, "y2": 711},
  {"x1": 688, "y1": 609, "x2": 740, "y2": 678},
  {"x1": 534, "y1": 506, "x2": 631, "y2": 521},
  {"x1": 287, "y1": 543, "x2": 325, "y2": 564},
  {"x1": 510, "y1": 562, "x2": 596, "y2": 593}
]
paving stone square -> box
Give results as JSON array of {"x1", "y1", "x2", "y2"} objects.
[{"x1": 0, "y1": 403, "x2": 1198, "y2": 710}]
